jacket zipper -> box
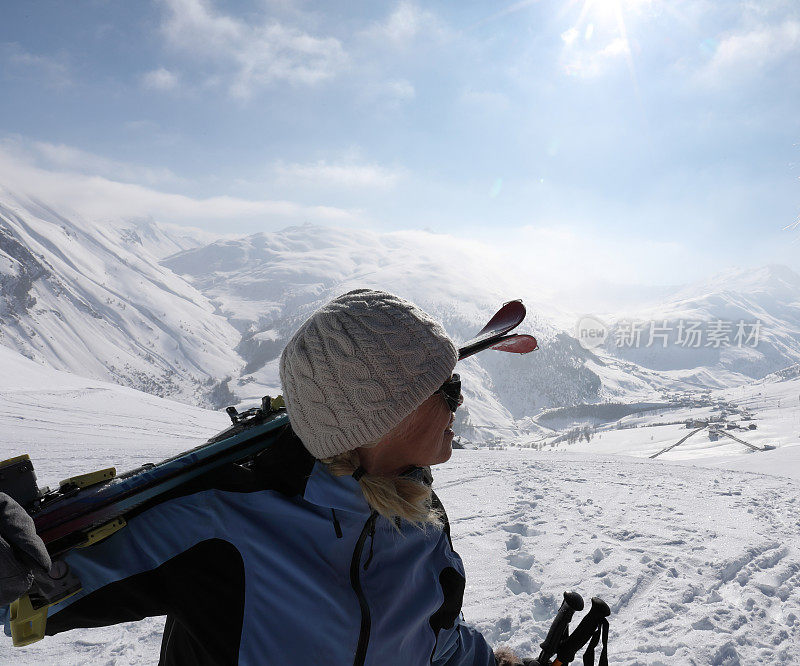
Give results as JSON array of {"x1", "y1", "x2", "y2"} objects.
[{"x1": 350, "y1": 511, "x2": 378, "y2": 666}]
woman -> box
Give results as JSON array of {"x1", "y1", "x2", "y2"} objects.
[{"x1": 1, "y1": 289, "x2": 524, "y2": 665}]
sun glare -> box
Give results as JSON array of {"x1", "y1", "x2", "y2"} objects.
[
  {"x1": 562, "y1": 0, "x2": 645, "y2": 99},
  {"x1": 574, "y1": 0, "x2": 651, "y2": 31},
  {"x1": 584, "y1": 0, "x2": 651, "y2": 17}
]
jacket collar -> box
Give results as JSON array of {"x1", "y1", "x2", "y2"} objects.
[
  {"x1": 303, "y1": 461, "x2": 372, "y2": 514},
  {"x1": 302, "y1": 462, "x2": 434, "y2": 515}
]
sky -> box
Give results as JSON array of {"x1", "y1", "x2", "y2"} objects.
[{"x1": 0, "y1": 0, "x2": 798, "y2": 296}]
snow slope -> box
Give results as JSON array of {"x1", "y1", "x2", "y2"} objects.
[
  {"x1": 0, "y1": 345, "x2": 228, "y2": 486},
  {"x1": 444, "y1": 450, "x2": 800, "y2": 665},
  {"x1": 0, "y1": 190, "x2": 629, "y2": 433},
  {"x1": 0, "y1": 191, "x2": 242, "y2": 406},
  {"x1": 1, "y1": 348, "x2": 797, "y2": 664},
  {"x1": 534, "y1": 362, "x2": 800, "y2": 482}
]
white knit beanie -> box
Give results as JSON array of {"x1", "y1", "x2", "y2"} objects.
[{"x1": 279, "y1": 289, "x2": 457, "y2": 459}]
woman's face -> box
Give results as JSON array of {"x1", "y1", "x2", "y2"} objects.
[
  {"x1": 358, "y1": 388, "x2": 460, "y2": 475},
  {"x1": 401, "y1": 392, "x2": 456, "y2": 467}
]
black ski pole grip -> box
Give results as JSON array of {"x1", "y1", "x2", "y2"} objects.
[
  {"x1": 536, "y1": 591, "x2": 584, "y2": 665},
  {"x1": 555, "y1": 597, "x2": 610, "y2": 665}
]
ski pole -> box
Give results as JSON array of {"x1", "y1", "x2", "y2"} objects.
[
  {"x1": 553, "y1": 597, "x2": 610, "y2": 666},
  {"x1": 535, "y1": 591, "x2": 584, "y2": 666}
]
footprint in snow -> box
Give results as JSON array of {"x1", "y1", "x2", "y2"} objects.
[
  {"x1": 506, "y1": 534, "x2": 522, "y2": 550},
  {"x1": 531, "y1": 593, "x2": 555, "y2": 621},
  {"x1": 506, "y1": 551, "x2": 536, "y2": 570},
  {"x1": 710, "y1": 641, "x2": 741, "y2": 666},
  {"x1": 716, "y1": 542, "x2": 781, "y2": 583},
  {"x1": 691, "y1": 617, "x2": 716, "y2": 631},
  {"x1": 502, "y1": 523, "x2": 528, "y2": 536},
  {"x1": 506, "y1": 570, "x2": 541, "y2": 595}
]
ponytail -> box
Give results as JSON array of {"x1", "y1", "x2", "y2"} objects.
[{"x1": 322, "y1": 451, "x2": 442, "y2": 529}]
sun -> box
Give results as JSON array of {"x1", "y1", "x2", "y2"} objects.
[
  {"x1": 572, "y1": 0, "x2": 652, "y2": 32},
  {"x1": 562, "y1": 0, "x2": 649, "y2": 94},
  {"x1": 581, "y1": 0, "x2": 651, "y2": 18}
]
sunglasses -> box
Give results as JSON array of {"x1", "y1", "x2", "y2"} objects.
[{"x1": 434, "y1": 373, "x2": 462, "y2": 412}]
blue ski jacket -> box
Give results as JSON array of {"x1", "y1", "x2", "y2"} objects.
[{"x1": 4, "y1": 426, "x2": 496, "y2": 665}]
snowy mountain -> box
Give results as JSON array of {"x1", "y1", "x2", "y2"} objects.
[
  {"x1": 1, "y1": 191, "x2": 614, "y2": 437},
  {"x1": 114, "y1": 216, "x2": 225, "y2": 261},
  {"x1": 4, "y1": 188, "x2": 800, "y2": 441},
  {"x1": 161, "y1": 225, "x2": 627, "y2": 434},
  {"x1": 0, "y1": 190, "x2": 242, "y2": 407},
  {"x1": 0, "y1": 344, "x2": 228, "y2": 485},
  {"x1": 594, "y1": 264, "x2": 800, "y2": 385}
]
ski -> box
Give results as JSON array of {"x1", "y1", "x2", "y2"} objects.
[
  {"x1": 472, "y1": 300, "x2": 526, "y2": 340},
  {"x1": 486, "y1": 333, "x2": 538, "y2": 355},
  {"x1": 458, "y1": 300, "x2": 537, "y2": 360},
  {"x1": 33, "y1": 408, "x2": 288, "y2": 555}
]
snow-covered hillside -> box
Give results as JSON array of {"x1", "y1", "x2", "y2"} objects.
[
  {"x1": 161, "y1": 225, "x2": 664, "y2": 429},
  {"x1": 0, "y1": 345, "x2": 797, "y2": 665},
  {"x1": 0, "y1": 191, "x2": 242, "y2": 407},
  {"x1": 4, "y1": 190, "x2": 800, "y2": 442},
  {"x1": 596, "y1": 265, "x2": 800, "y2": 384},
  {"x1": 0, "y1": 345, "x2": 229, "y2": 485},
  {"x1": 0, "y1": 191, "x2": 617, "y2": 432},
  {"x1": 529, "y1": 358, "x2": 800, "y2": 477}
]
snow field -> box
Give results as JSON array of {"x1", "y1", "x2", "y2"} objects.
[
  {"x1": 0, "y1": 346, "x2": 229, "y2": 487},
  {"x1": 438, "y1": 450, "x2": 800, "y2": 665}
]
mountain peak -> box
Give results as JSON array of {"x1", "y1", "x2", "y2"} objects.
[{"x1": 675, "y1": 264, "x2": 800, "y2": 301}]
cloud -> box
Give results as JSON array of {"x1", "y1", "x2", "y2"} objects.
[
  {"x1": 561, "y1": 28, "x2": 579, "y2": 47},
  {"x1": 0, "y1": 139, "x2": 358, "y2": 228},
  {"x1": 28, "y1": 140, "x2": 184, "y2": 187},
  {"x1": 274, "y1": 159, "x2": 402, "y2": 190},
  {"x1": 362, "y1": 2, "x2": 448, "y2": 47},
  {"x1": 599, "y1": 38, "x2": 631, "y2": 58},
  {"x1": 496, "y1": 225, "x2": 689, "y2": 296},
  {"x1": 157, "y1": 0, "x2": 347, "y2": 99},
  {"x1": 141, "y1": 67, "x2": 179, "y2": 91},
  {"x1": 699, "y1": 20, "x2": 800, "y2": 84},
  {"x1": 1, "y1": 43, "x2": 71, "y2": 88},
  {"x1": 561, "y1": 37, "x2": 630, "y2": 77},
  {"x1": 380, "y1": 79, "x2": 416, "y2": 102}
]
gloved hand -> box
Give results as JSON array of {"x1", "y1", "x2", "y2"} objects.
[
  {"x1": 495, "y1": 647, "x2": 539, "y2": 666},
  {"x1": 0, "y1": 492, "x2": 51, "y2": 606}
]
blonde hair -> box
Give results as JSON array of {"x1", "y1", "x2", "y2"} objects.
[{"x1": 322, "y1": 450, "x2": 442, "y2": 529}]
